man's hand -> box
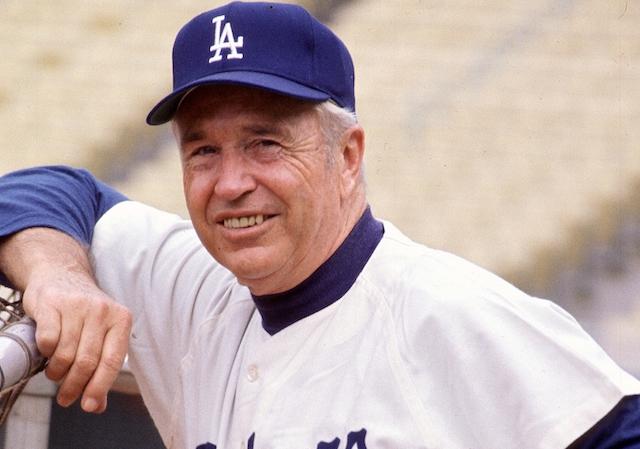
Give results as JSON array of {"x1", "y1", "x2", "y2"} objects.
[{"x1": 0, "y1": 228, "x2": 132, "y2": 413}]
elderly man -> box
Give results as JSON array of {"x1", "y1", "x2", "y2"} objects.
[{"x1": 0, "y1": 2, "x2": 639, "y2": 448}]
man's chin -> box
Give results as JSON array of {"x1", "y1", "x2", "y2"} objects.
[
  {"x1": 221, "y1": 257, "x2": 278, "y2": 291},
  {"x1": 210, "y1": 244, "x2": 296, "y2": 294},
  {"x1": 232, "y1": 264, "x2": 298, "y2": 296}
]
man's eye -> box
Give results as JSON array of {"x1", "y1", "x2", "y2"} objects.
[{"x1": 196, "y1": 146, "x2": 217, "y2": 155}]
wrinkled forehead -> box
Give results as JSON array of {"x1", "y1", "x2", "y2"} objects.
[{"x1": 172, "y1": 84, "x2": 323, "y2": 143}]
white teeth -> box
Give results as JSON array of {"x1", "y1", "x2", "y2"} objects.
[{"x1": 224, "y1": 215, "x2": 265, "y2": 229}]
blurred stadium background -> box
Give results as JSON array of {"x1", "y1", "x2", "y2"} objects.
[{"x1": 1, "y1": 0, "x2": 639, "y2": 447}]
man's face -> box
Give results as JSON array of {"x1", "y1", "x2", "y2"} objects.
[{"x1": 174, "y1": 85, "x2": 348, "y2": 295}]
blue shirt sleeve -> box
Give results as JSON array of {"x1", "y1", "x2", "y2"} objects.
[
  {"x1": 568, "y1": 395, "x2": 640, "y2": 448},
  {"x1": 0, "y1": 165, "x2": 127, "y2": 286}
]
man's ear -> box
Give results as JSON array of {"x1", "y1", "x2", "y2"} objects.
[{"x1": 338, "y1": 124, "x2": 365, "y2": 199}]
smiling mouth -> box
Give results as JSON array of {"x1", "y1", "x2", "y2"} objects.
[{"x1": 223, "y1": 214, "x2": 265, "y2": 229}]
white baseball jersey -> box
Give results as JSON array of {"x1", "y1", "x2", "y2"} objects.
[{"x1": 89, "y1": 200, "x2": 640, "y2": 449}]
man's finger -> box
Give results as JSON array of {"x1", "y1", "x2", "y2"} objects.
[
  {"x1": 23, "y1": 290, "x2": 62, "y2": 359},
  {"x1": 43, "y1": 309, "x2": 84, "y2": 385},
  {"x1": 80, "y1": 320, "x2": 131, "y2": 413},
  {"x1": 35, "y1": 322, "x2": 61, "y2": 359},
  {"x1": 63, "y1": 304, "x2": 131, "y2": 412}
]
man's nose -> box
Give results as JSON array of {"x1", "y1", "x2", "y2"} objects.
[{"x1": 213, "y1": 151, "x2": 257, "y2": 201}]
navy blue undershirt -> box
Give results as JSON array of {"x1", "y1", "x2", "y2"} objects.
[
  {"x1": 1, "y1": 166, "x2": 640, "y2": 446},
  {"x1": 0, "y1": 166, "x2": 126, "y2": 245},
  {"x1": 252, "y1": 207, "x2": 384, "y2": 335},
  {"x1": 0, "y1": 166, "x2": 126, "y2": 287},
  {"x1": 568, "y1": 395, "x2": 640, "y2": 448}
]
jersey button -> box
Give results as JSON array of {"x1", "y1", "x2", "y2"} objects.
[{"x1": 247, "y1": 365, "x2": 259, "y2": 382}]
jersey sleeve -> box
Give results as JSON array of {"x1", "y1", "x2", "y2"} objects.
[
  {"x1": 0, "y1": 165, "x2": 127, "y2": 286},
  {"x1": 568, "y1": 394, "x2": 640, "y2": 448},
  {"x1": 371, "y1": 222, "x2": 640, "y2": 448}
]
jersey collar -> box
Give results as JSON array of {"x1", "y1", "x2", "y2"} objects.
[{"x1": 251, "y1": 206, "x2": 384, "y2": 335}]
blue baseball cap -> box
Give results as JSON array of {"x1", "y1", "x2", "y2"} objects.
[{"x1": 146, "y1": 1, "x2": 355, "y2": 125}]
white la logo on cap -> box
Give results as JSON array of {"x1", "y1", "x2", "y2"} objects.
[{"x1": 209, "y1": 15, "x2": 244, "y2": 62}]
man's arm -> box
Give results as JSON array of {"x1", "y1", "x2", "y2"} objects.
[
  {"x1": 0, "y1": 228, "x2": 131, "y2": 413},
  {"x1": 0, "y1": 166, "x2": 126, "y2": 257},
  {"x1": 0, "y1": 166, "x2": 131, "y2": 412}
]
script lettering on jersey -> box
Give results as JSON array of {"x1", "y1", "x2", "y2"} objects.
[
  {"x1": 195, "y1": 428, "x2": 367, "y2": 449},
  {"x1": 209, "y1": 15, "x2": 244, "y2": 62},
  {"x1": 317, "y1": 429, "x2": 368, "y2": 449}
]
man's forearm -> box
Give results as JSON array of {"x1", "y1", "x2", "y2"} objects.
[{"x1": 0, "y1": 227, "x2": 91, "y2": 292}]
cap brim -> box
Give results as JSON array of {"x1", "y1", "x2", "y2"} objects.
[{"x1": 146, "y1": 72, "x2": 332, "y2": 125}]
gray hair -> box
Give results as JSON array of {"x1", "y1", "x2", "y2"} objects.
[{"x1": 314, "y1": 101, "x2": 358, "y2": 167}]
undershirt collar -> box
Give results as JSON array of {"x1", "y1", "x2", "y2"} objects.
[{"x1": 252, "y1": 206, "x2": 384, "y2": 335}]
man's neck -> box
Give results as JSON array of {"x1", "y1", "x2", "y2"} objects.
[{"x1": 251, "y1": 205, "x2": 383, "y2": 335}]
